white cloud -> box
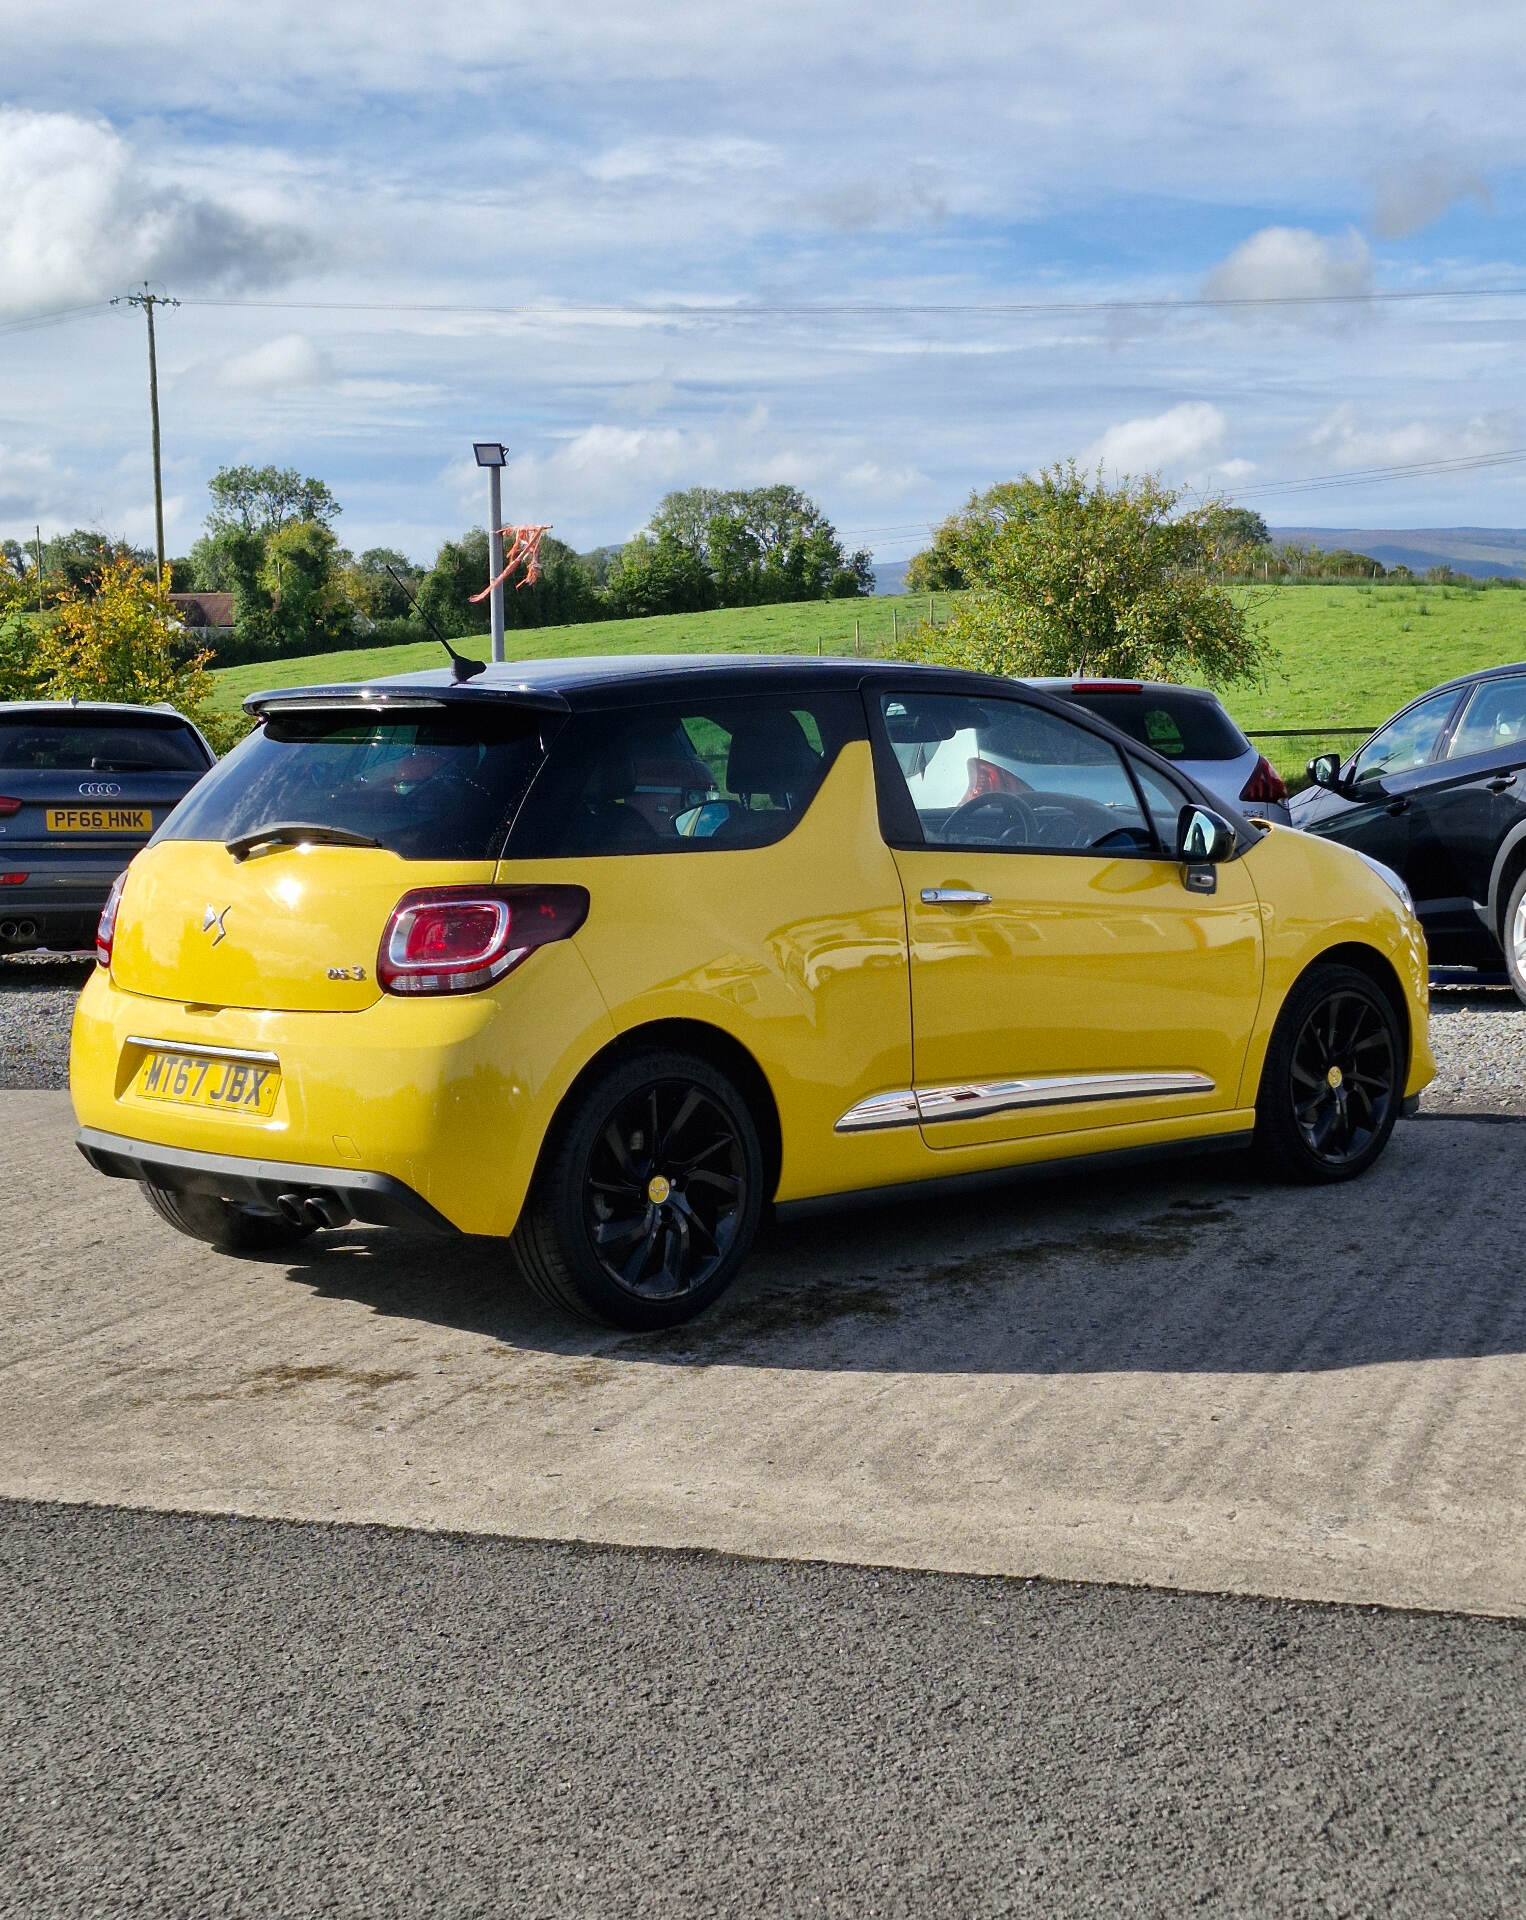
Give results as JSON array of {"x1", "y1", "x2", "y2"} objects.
[
  {"x1": 1202, "y1": 228, "x2": 1373, "y2": 306},
  {"x1": 215, "y1": 334, "x2": 328, "y2": 391},
  {"x1": 0, "y1": 107, "x2": 313, "y2": 318},
  {"x1": 1084, "y1": 402, "x2": 1229, "y2": 476},
  {"x1": 1301, "y1": 402, "x2": 1517, "y2": 471}
]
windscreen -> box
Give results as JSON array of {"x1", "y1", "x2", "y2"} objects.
[
  {"x1": 1063, "y1": 691, "x2": 1247, "y2": 762},
  {"x1": 155, "y1": 705, "x2": 553, "y2": 860},
  {"x1": 0, "y1": 710, "x2": 209, "y2": 772}
]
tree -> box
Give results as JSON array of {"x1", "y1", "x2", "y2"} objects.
[
  {"x1": 30, "y1": 553, "x2": 233, "y2": 737},
  {"x1": 0, "y1": 554, "x2": 45, "y2": 700},
  {"x1": 205, "y1": 465, "x2": 340, "y2": 540},
  {"x1": 415, "y1": 529, "x2": 493, "y2": 637},
  {"x1": 605, "y1": 533, "x2": 715, "y2": 617},
  {"x1": 1204, "y1": 507, "x2": 1271, "y2": 551},
  {"x1": 903, "y1": 464, "x2": 1269, "y2": 686},
  {"x1": 342, "y1": 547, "x2": 419, "y2": 621},
  {"x1": 642, "y1": 485, "x2": 870, "y2": 606}
]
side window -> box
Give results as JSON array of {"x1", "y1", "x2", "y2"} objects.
[
  {"x1": 1350, "y1": 689, "x2": 1462, "y2": 785},
  {"x1": 1445, "y1": 677, "x2": 1526, "y2": 762},
  {"x1": 1130, "y1": 759, "x2": 1190, "y2": 852},
  {"x1": 879, "y1": 691, "x2": 1152, "y2": 854},
  {"x1": 510, "y1": 694, "x2": 859, "y2": 857}
]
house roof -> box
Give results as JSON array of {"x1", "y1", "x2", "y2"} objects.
[{"x1": 169, "y1": 591, "x2": 235, "y2": 629}]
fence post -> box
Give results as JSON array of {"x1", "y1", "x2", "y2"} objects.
[
  {"x1": 928, "y1": 594, "x2": 934, "y2": 625},
  {"x1": 892, "y1": 606, "x2": 899, "y2": 648},
  {"x1": 854, "y1": 618, "x2": 860, "y2": 656}
]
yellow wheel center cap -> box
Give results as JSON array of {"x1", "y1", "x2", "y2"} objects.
[
  {"x1": 647, "y1": 1174, "x2": 672, "y2": 1205},
  {"x1": 1326, "y1": 1065, "x2": 1344, "y2": 1090}
]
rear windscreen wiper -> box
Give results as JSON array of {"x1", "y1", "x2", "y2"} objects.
[{"x1": 225, "y1": 822, "x2": 384, "y2": 862}]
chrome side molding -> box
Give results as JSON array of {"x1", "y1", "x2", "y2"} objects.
[{"x1": 835, "y1": 1069, "x2": 1216, "y2": 1133}]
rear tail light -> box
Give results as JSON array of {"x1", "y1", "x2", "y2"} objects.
[
  {"x1": 0, "y1": 797, "x2": 20, "y2": 817},
  {"x1": 0, "y1": 873, "x2": 25, "y2": 886},
  {"x1": 377, "y1": 885, "x2": 590, "y2": 996},
  {"x1": 963, "y1": 757, "x2": 1024, "y2": 802},
  {"x1": 1239, "y1": 754, "x2": 1289, "y2": 806},
  {"x1": 96, "y1": 870, "x2": 127, "y2": 970}
]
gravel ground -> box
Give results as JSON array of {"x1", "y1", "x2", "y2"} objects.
[
  {"x1": 7, "y1": 950, "x2": 1524, "y2": 1113},
  {"x1": 4, "y1": 1499, "x2": 1525, "y2": 1920}
]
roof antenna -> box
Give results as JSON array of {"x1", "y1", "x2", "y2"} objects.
[{"x1": 384, "y1": 565, "x2": 486, "y2": 683}]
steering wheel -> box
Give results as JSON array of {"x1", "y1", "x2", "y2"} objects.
[
  {"x1": 1023, "y1": 791, "x2": 1128, "y2": 849},
  {"x1": 942, "y1": 791, "x2": 1041, "y2": 846}
]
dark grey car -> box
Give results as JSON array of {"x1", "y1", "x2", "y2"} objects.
[{"x1": 0, "y1": 702, "x2": 215, "y2": 954}]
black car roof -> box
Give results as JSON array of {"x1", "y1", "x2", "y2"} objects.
[{"x1": 246, "y1": 652, "x2": 1063, "y2": 715}]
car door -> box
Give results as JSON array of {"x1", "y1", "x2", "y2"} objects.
[
  {"x1": 1404, "y1": 676, "x2": 1526, "y2": 939},
  {"x1": 1306, "y1": 686, "x2": 1467, "y2": 891},
  {"x1": 870, "y1": 687, "x2": 1264, "y2": 1151}
]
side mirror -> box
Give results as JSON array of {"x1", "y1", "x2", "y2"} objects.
[
  {"x1": 1307, "y1": 751, "x2": 1344, "y2": 792},
  {"x1": 1176, "y1": 804, "x2": 1236, "y2": 894}
]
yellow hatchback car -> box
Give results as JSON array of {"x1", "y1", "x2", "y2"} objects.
[{"x1": 71, "y1": 656, "x2": 1433, "y2": 1328}]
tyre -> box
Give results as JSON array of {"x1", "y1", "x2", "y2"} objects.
[
  {"x1": 1254, "y1": 963, "x2": 1404, "y2": 1184},
  {"x1": 1503, "y1": 869, "x2": 1526, "y2": 1010},
  {"x1": 140, "y1": 1182, "x2": 317, "y2": 1254},
  {"x1": 511, "y1": 1048, "x2": 765, "y2": 1330}
]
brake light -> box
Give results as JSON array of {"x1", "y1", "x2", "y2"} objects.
[
  {"x1": 1240, "y1": 754, "x2": 1289, "y2": 806},
  {"x1": 1070, "y1": 681, "x2": 1142, "y2": 694},
  {"x1": 0, "y1": 873, "x2": 26, "y2": 885},
  {"x1": 96, "y1": 870, "x2": 127, "y2": 970},
  {"x1": 377, "y1": 885, "x2": 590, "y2": 996},
  {"x1": 963, "y1": 757, "x2": 1023, "y2": 801},
  {"x1": 0, "y1": 797, "x2": 20, "y2": 817}
]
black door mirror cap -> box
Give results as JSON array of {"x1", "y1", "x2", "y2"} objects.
[{"x1": 1307, "y1": 751, "x2": 1344, "y2": 792}]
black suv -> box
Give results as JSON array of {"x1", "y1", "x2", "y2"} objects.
[
  {"x1": 0, "y1": 701, "x2": 215, "y2": 955},
  {"x1": 1290, "y1": 662, "x2": 1526, "y2": 999}
]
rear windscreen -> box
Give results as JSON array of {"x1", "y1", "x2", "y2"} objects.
[
  {"x1": 155, "y1": 706, "x2": 553, "y2": 860},
  {"x1": 0, "y1": 711, "x2": 209, "y2": 773},
  {"x1": 1063, "y1": 691, "x2": 1247, "y2": 761}
]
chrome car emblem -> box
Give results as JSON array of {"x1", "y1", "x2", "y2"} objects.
[
  {"x1": 79, "y1": 781, "x2": 123, "y2": 798},
  {"x1": 201, "y1": 903, "x2": 231, "y2": 946},
  {"x1": 326, "y1": 965, "x2": 366, "y2": 981}
]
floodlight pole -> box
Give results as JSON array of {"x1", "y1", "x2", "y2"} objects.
[{"x1": 488, "y1": 464, "x2": 505, "y2": 664}]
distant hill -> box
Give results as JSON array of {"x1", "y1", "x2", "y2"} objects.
[
  {"x1": 1272, "y1": 527, "x2": 1526, "y2": 579},
  {"x1": 871, "y1": 560, "x2": 908, "y2": 595}
]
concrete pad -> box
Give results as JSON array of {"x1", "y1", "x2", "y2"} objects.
[{"x1": 4, "y1": 1090, "x2": 1525, "y2": 1616}]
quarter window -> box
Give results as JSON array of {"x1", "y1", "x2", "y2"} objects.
[
  {"x1": 1445, "y1": 677, "x2": 1526, "y2": 761},
  {"x1": 880, "y1": 691, "x2": 1153, "y2": 853},
  {"x1": 510, "y1": 694, "x2": 859, "y2": 857}
]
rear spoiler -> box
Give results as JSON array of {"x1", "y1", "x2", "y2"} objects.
[{"x1": 243, "y1": 682, "x2": 572, "y2": 718}]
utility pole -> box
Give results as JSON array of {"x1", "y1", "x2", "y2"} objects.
[
  {"x1": 113, "y1": 284, "x2": 179, "y2": 587},
  {"x1": 472, "y1": 442, "x2": 509, "y2": 663}
]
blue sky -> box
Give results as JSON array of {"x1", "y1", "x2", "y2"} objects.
[{"x1": 3, "y1": 0, "x2": 1526, "y2": 566}]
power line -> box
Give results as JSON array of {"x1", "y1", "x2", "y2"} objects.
[
  {"x1": 0, "y1": 300, "x2": 114, "y2": 336},
  {"x1": 179, "y1": 286, "x2": 1526, "y2": 321}
]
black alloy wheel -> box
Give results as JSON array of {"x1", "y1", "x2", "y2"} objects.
[
  {"x1": 512, "y1": 1048, "x2": 765, "y2": 1329},
  {"x1": 584, "y1": 1078, "x2": 747, "y2": 1300},
  {"x1": 1255, "y1": 963, "x2": 1404, "y2": 1184}
]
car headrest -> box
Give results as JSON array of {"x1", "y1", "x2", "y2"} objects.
[{"x1": 725, "y1": 709, "x2": 821, "y2": 805}]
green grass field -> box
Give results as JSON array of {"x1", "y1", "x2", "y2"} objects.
[{"x1": 211, "y1": 582, "x2": 1526, "y2": 779}]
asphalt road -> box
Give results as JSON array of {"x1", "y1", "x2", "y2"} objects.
[{"x1": 4, "y1": 1498, "x2": 1524, "y2": 1920}]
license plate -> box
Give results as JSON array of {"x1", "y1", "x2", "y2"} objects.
[
  {"x1": 47, "y1": 807, "x2": 152, "y2": 833},
  {"x1": 135, "y1": 1050, "x2": 281, "y2": 1115}
]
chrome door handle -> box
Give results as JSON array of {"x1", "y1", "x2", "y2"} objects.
[
  {"x1": 1385, "y1": 797, "x2": 1410, "y2": 816},
  {"x1": 921, "y1": 888, "x2": 992, "y2": 905},
  {"x1": 1489, "y1": 773, "x2": 1518, "y2": 792}
]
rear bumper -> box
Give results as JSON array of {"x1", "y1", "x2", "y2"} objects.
[{"x1": 76, "y1": 1126, "x2": 458, "y2": 1234}]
